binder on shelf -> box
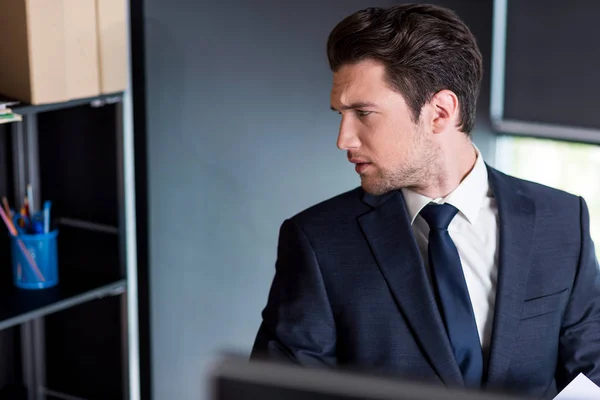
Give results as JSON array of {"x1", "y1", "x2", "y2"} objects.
[
  {"x1": 0, "y1": 97, "x2": 19, "y2": 110},
  {"x1": 0, "y1": 96, "x2": 21, "y2": 124}
]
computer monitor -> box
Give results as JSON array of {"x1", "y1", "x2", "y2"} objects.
[{"x1": 208, "y1": 355, "x2": 533, "y2": 400}]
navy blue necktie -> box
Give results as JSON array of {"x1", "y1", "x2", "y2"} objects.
[{"x1": 420, "y1": 203, "x2": 483, "y2": 387}]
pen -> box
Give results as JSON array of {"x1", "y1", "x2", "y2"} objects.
[
  {"x1": 18, "y1": 205, "x2": 27, "y2": 228},
  {"x1": 23, "y1": 195, "x2": 30, "y2": 219},
  {"x1": 43, "y1": 200, "x2": 52, "y2": 233},
  {"x1": 27, "y1": 184, "x2": 34, "y2": 214}
]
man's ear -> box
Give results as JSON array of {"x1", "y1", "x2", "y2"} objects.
[{"x1": 430, "y1": 90, "x2": 459, "y2": 134}]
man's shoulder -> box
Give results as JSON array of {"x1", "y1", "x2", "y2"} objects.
[
  {"x1": 489, "y1": 166, "x2": 580, "y2": 207},
  {"x1": 290, "y1": 186, "x2": 369, "y2": 227}
]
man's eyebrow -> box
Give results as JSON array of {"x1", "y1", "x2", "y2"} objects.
[{"x1": 330, "y1": 102, "x2": 378, "y2": 112}]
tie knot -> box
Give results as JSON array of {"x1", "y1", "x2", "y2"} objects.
[{"x1": 420, "y1": 203, "x2": 458, "y2": 230}]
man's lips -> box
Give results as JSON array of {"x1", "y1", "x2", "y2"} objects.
[
  {"x1": 355, "y1": 163, "x2": 371, "y2": 174},
  {"x1": 349, "y1": 158, "x2": 372, "y2": 174}
]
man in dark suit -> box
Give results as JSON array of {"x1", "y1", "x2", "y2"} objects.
[{"x1": 251, "y1": 4, "x2": 600, "y2": 398}]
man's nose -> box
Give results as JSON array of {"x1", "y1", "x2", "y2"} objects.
[{"x1": 336, "y1": 116, "x2": 360, "y2": 150}]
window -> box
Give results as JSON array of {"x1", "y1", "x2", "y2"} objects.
[{"x1": 495, "y1": 136, "x2": 600, "y2": 259}]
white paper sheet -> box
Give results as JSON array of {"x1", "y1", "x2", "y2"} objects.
[{"x1": 554, "y1": 373, "x2": 600, "y2": 399}]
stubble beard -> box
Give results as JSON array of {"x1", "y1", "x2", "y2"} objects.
[{"x1": 360, "y1": 130, "x2": 440, "y2": 196}]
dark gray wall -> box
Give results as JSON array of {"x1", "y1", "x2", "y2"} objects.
[
  {"x1": 143, "y1": 1, "x2": 495, "y2": 399},
  {"x1": 445, "y1": 0, "x2": 496, "y2": 158}
]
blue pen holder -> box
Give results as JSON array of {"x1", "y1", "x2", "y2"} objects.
[{"x1": 10, "y1": 230, "x2": 59, "y2": 289}]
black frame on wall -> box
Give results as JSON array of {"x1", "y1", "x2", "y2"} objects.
[{"x1": 490, "y1": 0, "x2": 600, "y2": 144}]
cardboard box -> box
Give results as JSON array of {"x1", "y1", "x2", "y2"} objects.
[
  {"x1": 96, "y1": 0, "x2": 128, "y2": 93},
  {"x1": 0, "y1": 0, "x2": 100, "y2": 105}
]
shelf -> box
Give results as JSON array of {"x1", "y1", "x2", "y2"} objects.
[
  {"x1": 0, "y1": 223, "x2": 124, "y2": 331},
  {"x1": 0, "y1": 385, "x2": 80, "y2": 400},
  {"x1": 11, "y1": 92, "x2": 123, "y2": 115},
  {"x1": 0, "y1": 273, "x2": 125, "y2": 331}
]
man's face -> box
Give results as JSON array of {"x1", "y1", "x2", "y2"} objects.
[{"x1": 330, "y1": 59, "x2": 438, "y2": 195}]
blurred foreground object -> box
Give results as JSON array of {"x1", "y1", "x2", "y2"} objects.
[{"x1": 209, "y1": 355, "x2": 534, "y2": 400}]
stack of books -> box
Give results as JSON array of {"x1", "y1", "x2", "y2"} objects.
[{"x1": 0, "y1": 97, "x2": 21, "y2": 124}]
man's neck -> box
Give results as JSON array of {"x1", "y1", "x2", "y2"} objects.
[{"x1": 412, "y1": 140, "x2": 478, "y2": 200}]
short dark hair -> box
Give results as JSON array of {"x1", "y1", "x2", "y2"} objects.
[{"x1": 327, "y1": 4, "x2": 483, "y2": 134}]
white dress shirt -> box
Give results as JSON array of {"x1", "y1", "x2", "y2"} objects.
[{"x1": 401, "y1": 147, "x2": 499, "y2": 359}]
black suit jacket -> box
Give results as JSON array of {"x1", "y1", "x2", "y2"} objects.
[{"x1": 251, "y1": 166, "x2": 600, "y2": 398}]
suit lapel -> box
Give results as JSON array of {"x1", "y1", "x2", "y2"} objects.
[
  {"x1": 485, "y1": 166, "x2": 536, "y2": 387},
  {"x1": 358, "y1": 191, "x2": 464, "y2": 387}
]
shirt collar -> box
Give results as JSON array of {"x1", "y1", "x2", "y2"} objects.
[{"x1": 401, "y1": 145, "x2": 489, "y2": 225}]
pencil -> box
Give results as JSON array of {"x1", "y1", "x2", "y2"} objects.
[
  {"x1": 1, "y1": 196, "x2": 10, "y2": 218},
  {"x1": 0, "y1": 204, "x2": 18, "y2": 235}
]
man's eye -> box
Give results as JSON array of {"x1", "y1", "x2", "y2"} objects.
[{"x1": 356, "y1": 110, "x2": 372, "y2": 117}]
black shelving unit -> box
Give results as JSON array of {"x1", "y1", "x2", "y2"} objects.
[{"x1": 0, "y1": 92, "x2": 137, "y2": 400}]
